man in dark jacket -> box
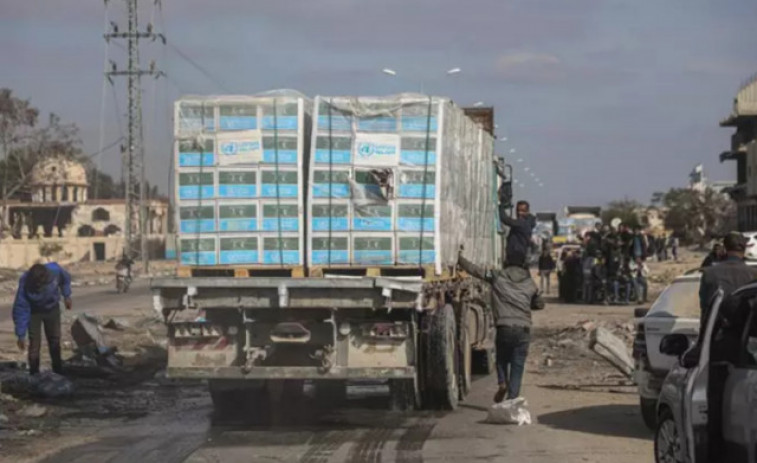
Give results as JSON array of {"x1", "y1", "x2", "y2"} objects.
[
  {"x1": 500, "y1": 200, "x2": 536, "y2": 266},
  {"x1": 458, "y1": 249, "x2": 545, "y2": 403},
  {"x1": 701, "y1": 242, "x2": 725, "y2": 268},
  {"x1": 699, "y1": 232, "x2": 757, "y2": 330},
  {"x1": 13, "y1": 262, "x2": 73, "y2": 375}
]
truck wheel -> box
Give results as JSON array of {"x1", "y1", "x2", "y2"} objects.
[
  {"x1": 427, "y1": 304, "x2": 459, "y2": 410},
  {"x1": 472, "y1": 346, "x2": 496, "y2": 375},
  {"x1": 459, "y1": 321, "x2": 472, "y2": 399},
  {"x1": 389, "y1": 378, "x2": 418, "y2": 411},
  {"x1": 314, "y1": 380, "x2": 347, "y2": 407},
  {"x1": 640, "y1": 397, "x2": 658, "y2": 430}
]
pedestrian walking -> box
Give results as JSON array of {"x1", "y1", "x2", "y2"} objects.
[
  {"x1": 12, "y1": 262, "x2": 73, "y2": 375},
  {"x1": 458, "y1": 249, "x2": 544, "y2": 403},
  {"x1": 582, "y1": 250, "x2": 596, "y2": 304},
  {"x1": 538, "y1": 248, "x2": 556, "y2": 294}
]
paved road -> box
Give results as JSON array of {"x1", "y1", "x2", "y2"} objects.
[{"x1": 0, "y1": 280, "x2": 153, "y2": 323}]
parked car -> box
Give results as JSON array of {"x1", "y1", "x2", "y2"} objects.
[
  {"x1": 743, "y1": 231, "x2": 757, "y2": 261},
  {"x1": 634, "y1": 262, "x2": 757, "y2": 430},
  {"x1": 633, "y1": 274, "x2": 701, "y2": 429},
  {"x1": 654, "y1": 283, "x2": 757, "y2": 463}
]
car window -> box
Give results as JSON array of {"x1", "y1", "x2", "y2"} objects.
[{"x1": 648, "y1": 280, "x2": 701, "y2": 319}]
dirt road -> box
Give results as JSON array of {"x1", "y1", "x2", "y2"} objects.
[{"x1": 0, "y1": 286, "x2": 654, "y2": 463}]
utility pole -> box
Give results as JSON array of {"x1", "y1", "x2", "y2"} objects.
[{"x1": 104, "y1": 0, "x2": 164, "y2": 272}]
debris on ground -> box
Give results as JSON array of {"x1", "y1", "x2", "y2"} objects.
[
  {"x1": 1, "y1": 371, "x2": 74, "y2": 399},
  {"x1": 104, "y1": 318, "x2": 130, "y2": 331},
  {"x1": 589, "y1": 327, "x2": 634, "y2": 378},
  {"x1": 18, "y1": 404, "x2": 47, "y2": 418},
  {"x1": 487, "y1": 397, "x2": 532, "y2": 425}
]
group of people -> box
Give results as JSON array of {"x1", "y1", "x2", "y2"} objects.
[{"x1": 560, "y1": 222, "x2": 654, "y2": 305}]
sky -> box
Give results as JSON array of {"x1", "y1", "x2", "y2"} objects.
[{"x1": 2, "y1": 0, "x2": 756, "y2": 213}]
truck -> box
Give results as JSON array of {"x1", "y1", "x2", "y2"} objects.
[
  {"x1": 152, "y1": 94, "x2": 499, "y2": 416},
  {"x1": 564, "y1": 206, "x2": 602, "y2": 241}
]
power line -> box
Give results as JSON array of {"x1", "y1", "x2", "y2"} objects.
[{"x1": 165, "y1": 41, "x2": 232, "y2": 93}]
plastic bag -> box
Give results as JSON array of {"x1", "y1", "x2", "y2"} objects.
[{"x1": 487, "y1": 397, "x2": 532, "y2": 425}]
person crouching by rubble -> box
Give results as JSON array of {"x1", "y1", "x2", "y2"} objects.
[
  {"x1": 458, "y1": 249, "x2": 545, "y2": 403},
  {"x1": 12, "y1": 262, "x2": 73, "y2": 375}
]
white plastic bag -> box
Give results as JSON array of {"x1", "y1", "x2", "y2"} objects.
[{"x1": 487, "y1": 397, "x2": 532, "y2": 425}]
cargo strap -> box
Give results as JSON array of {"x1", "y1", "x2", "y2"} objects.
[
  {"x1": 272, "y1": 99, "x2": 285, "y2": 267},
  {"x1": 327, "y1": 98, "x2": 334, "y2": 266},
  {"x1": 418, "y1": 96, "x2": 433, "y2": 268}
]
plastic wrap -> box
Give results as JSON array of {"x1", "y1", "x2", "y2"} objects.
[
  {"x1": 307, "y1": 94, "x2": 496, "y2": 273},
  {"x1": 174, "y1": 92, "x2": 311, "y2": 267}
]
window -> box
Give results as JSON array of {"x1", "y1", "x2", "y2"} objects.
[
  {"x1": 78, "y1": 225, "x2": 95, "y2": 237},
  {"x1": 92, "y1": 208, "x2": 110, "y2": 222},
  {"x1": 104, "y1": 224, "x2": 121, "y2": 236}
]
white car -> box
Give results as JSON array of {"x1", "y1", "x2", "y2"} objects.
[
  {"x1": 634, "y1": 261, "x2": 757, "y2": 430},
  {"x1": 634, "y1": 274, "x2": 701, "y2": 429},
  {"x1": 743, "y1": 231, "x2": 757, "y2": 261}
]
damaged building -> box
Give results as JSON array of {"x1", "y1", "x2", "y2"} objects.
[{"x1": 0, "y1": 157, "x2": 169, "y2": 268}]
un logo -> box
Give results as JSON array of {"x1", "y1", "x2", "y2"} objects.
[
  {"x1": 357, "y1": 143, "x2": 374, "y2": 157},
  {"x1": 221, "y1": 142, "x2": 238, "y2": 155}
]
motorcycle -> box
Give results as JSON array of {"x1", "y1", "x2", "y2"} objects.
[{"x1": 115, "y1": 265, "x2": 132, "y2": 294}]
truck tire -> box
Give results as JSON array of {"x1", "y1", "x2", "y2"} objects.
[
  {"x1": 389, "y1": 378, "x2": 418, "y2": 411},
  {"x1": 427, "y1": 304, "x2": 459, "y2": 410},
  {"x1": 640, "y1": 397, "x2": 658, "y2": 430}
]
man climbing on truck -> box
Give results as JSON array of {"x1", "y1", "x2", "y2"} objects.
[
  {"x1": 458, "y1": 248, "x2": 545, "y2": 403},
  {"x1": 500, "y1": 200, "x2": 536, "y2": 266}
]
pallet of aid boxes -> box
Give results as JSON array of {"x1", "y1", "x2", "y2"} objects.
[
  {"x1": 174, "y1": 92, "x2": 311, "y2": 275},
  {"x1": 307, "y1": 94, "x2": 497, "y2": 277}
]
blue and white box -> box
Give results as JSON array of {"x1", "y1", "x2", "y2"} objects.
[
  {"x1": 352, "y1": 234, "x2": 394, "y2": 265},
  {"x1": 262, "y1": 234, "x2": 301, "y2": 265},
  {"x1": 261, "y1": 201, "x2": 300, "y2": 232},
  {"x1": 398, "y1": 169, "x2": 436, "y2": 199},
  {"x1": 179, "y1": 236, "x2": 218, "y2": 266},
  {"x1": 314, "y1": 135, "x2": 352, "y2": 165},
  {"x1": 309, "y1": 234, "x2": 350, "y2": 265},
  {"x1": 310, "y1": 202, "x2": 349, "y2": 232},
  {"x1": 177, "y1": 138, "x2": 215, "y2": 167},
  {"x1": 311, "y1": 169, "x2": 351, "y2": 198},
  {"x1": 352, "y1": 204, "x2": 393, "y2": 231},
  {"x1": 179, "y1": 203, "x2": 217, "y2": 234},
  {"x1": 176, "y1": 103, "x2": 215, "y2": 134},
  {"x1": 400, "y1": 136, "x2": 437, "y2": 166},
  {"x1": 178, "y1": 171, "x2": 215, "y2": 201},
  {"x1": 218, "y1": 201, "x2": 258, "y2": 232},
  {"x1": 262, "y1": 135, "x2": 299, "y2": 165},
  {"x1": 396, "y1": 202, "x2": 435, "y2": 232},
  {"x1": 260, "y1": 169, "x2": 299, "y2": 198},
  {"x1": 397, "y1": 234, "x2": 436, "y2": 265},
  {"x1": 218, "y1": 169, "x2": 257, "y2": 199},
  {"x1": 219, "y1": 235, "x2": 259, "y2": 264},
  {"x1": 219, "y1": 103, "x2": 258, "y2": 131}
]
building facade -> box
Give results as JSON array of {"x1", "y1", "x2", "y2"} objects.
[{"x1": 720, "y1": 73, "x2": 757, "y2": 231}]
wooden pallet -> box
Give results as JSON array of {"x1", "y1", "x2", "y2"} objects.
[
  {"x1": 308, "y1": 264, "x2": 452, "y2": 281},
  {"x1": 176, "y1": 265, "x2": 305, "y2": 278}
]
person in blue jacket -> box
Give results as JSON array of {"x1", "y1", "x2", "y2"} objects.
[{"x1": 12, "y1": 262, "x2": 73, "y2": 375}]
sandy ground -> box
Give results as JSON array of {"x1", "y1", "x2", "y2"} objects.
[{"x1": 0, "y1": 254, "x2": 708, "y2": 462}]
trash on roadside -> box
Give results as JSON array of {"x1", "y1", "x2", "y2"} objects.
[
  {"x1": 104, "y1": 318, "x2": 130, "y2": 331},
  {"x1": 1, "y1": 371, "x2": 74, "y2": 398},
  {"x1": 487, "y1": 397, "x2": 532, "y2": 425},
  {"x1": 589, "y1": 327, "x2": 634, "y2": 378},
  {"x1": 71, "y1": 314, "x2": 108, "y2": 351}
]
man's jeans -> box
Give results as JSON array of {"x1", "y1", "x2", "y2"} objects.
[
  {"x1": 635, "y1": 276, "x2": 648, "y2": 302},
  {"x1": 539, "y1": 270, "x2": 552, "y2": 294},
  {"x1": 496, "y1": 325, "x2": 531, "y2": 400},
  {"x1": 613, "y1": 280, "x2": 631, "y2": 303},
  {"x1": 28, "y1": 310, "x2": 62, "y2": 375}
]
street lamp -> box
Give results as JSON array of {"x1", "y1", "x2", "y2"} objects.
[{"x1": 381, "y1": 67, "x2": 461, "y2": 93}]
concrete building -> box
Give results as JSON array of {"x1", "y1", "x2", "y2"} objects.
[
  {"x1": 720, "y1": 73, "x2": 757, "y2": 231},
  {"x1": 0, "y1": 157, "x2": 168, "y2": 268}
]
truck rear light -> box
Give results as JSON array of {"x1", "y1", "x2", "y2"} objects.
[
  {"x1": 173, "y1": 323, "x2": 224, "y2": 338},
  {"x1": 363, "y1": 322, "x2": 408, "y2": 339}
]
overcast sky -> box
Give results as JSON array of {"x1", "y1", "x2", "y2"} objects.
[{"x1": 2, "y1": 0, "x2": 756, "y2": 213}]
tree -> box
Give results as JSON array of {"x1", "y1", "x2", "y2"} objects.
[
  {"x1": 662, "y1": 187, "x2": 736, "y2": 245},
  {"x1": 602, "y1": 199, "x2": 643, "y2": 229}
]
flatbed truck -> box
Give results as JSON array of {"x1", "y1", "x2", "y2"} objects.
[{"x1": 151, "y1": 268, "x2": 495, "y2": 414}]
